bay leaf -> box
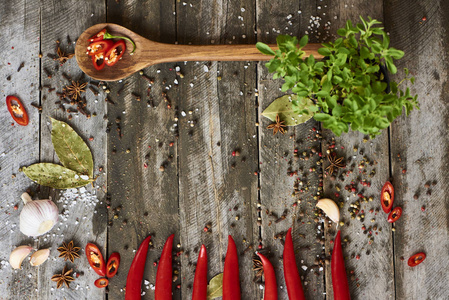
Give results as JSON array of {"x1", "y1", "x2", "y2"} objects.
[
  {"x1": 51, "y1": 118, "x2": 93, "y2": 177},
  {"x1": 207, "y1": 273, "x2": 223, "y2": 300},
  {"x1": 261, "y1": 94, "x2": 314, "y2": 126},
  {"x1": 22, "y1": 163, "x2": 92, "y2": 189}
]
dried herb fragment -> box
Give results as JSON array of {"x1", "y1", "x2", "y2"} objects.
[
  {"x1": 64, "y1": 81, "x2": 87, "y2": 101},
  {"x1": 267, "y1": 114, "x2": 286, "y2": 135},
  {"x1": 58, "y1": 240, "x2": 81, "y2": 263},
  {"x1": 252, "y1": 253, "x2": 264, "y2": 280},
  {"x1": 51, "y1": 266, "x2": 75, "y2": 289}
]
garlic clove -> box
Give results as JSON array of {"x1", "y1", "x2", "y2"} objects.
[
  {"x1": 20, "y1": 199, "x2": 59, "y2": 237},
  {"x1": 316, "y1": 198, "x2": 340, "y2": 223},
  {"x1": 30, "y1": 249, "x2": 50, "y2": 266},
  {"x1": 9, "y1": 245, "x2": 33, "y2": 269}
]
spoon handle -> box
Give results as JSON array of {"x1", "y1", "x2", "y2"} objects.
[{"x1": 145, "y1": 42, "x2": 323, "y2": 65}]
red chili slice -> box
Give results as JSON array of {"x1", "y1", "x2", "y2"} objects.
[
  {"x1": 387, "y1": 207, "x2": 402, "y2": 223},
  {"x1": 106, "y1": 252, "x2": 121, "y2": 278},
  {"x1": 92, "y1": 52, "x2": 106, "y2": 71},
  {"x1": 89, "y1": 28, "x2": 107, "y2": 43},
  {"x1": 408, "y1": 252, "x2": 426, "y2": 267},
  {"x1": 85, "y1": 243, "x2": 106, "y2": 277},
  {"x1": 6, "y1": 95, "x2": 29, "y2": 126},
  {"x1": 105, "y1": 40, "x2": 126, "y2": 67},
  {"x1": 94, "y1": 277, "x2": 109, "y2": 288},
  {"x1": 381, "y1": 181, "x2": 394, "y2": 213},
  {"x1": 87, "y1": 40, "x2": 114, "y2": 56}
]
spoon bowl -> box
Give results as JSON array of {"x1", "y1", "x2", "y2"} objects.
[{"x1": 75, "y1": 23, "x2": 322, "y2": 82}]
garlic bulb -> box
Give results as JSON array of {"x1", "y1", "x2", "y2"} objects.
[
  {"x1": 20, "y1": 193, "x2": 59, "y2": 237},
  {"x1": 30, "y1": 249, "x2": 50, "y2": 266},
  {"x1": 9, "y1": 245, "x2": 33, "y2": 269},
  {"x1": 316, "y1": 198, "x2": 340, "y2": 223}
]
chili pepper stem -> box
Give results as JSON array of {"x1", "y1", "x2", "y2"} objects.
[{"x1": 104, "y1": 31, "x2": 136, "y2": 53}]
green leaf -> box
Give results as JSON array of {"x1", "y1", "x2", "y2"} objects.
[
  {"x1": 256, "y1": 42, "x2": 275, "y2": 56},
  {"x1": 313, "y1": 113, "x2": 331, "y2": 122},
  {"x1": 385, "y1": 58, "x2": 397, "y2": 74},
  {"x1": 318, "y1": 47, "x2": 332, "y2": 56},
  {"x1": 207, "y1": 273, "x2": 223, "y2": 300},
  {"x1": 22, "y1": 163, "x2": 93, "y2": 189},
  {"x1": 262, "y1": 95, "x2": 314, "y2": 126},
  {"x1": 337, "y1": 28, "x2": 347, "y2": 36},
  {"x1": 388, "y1": 48, "x2": 404, "y2": 59},
  {"x1": 299, "y1": 35, "x2": 308, "y2": 48},
  {"x1": 51, "y1": 118, "x2": 94, "y2": 177}
]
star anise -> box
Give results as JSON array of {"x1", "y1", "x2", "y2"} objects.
[
  {"x1": 51, "y1": 266, "x2": 75, "y2": 289},
  {"x1": 252, "y1": 253, "x2": 264, "y2": 282},
  {"x1": 64, "y1": 81, "x2": 87, "y2": 101},
  {"x1": 54, "y1": 47, "x2": 74, "y2": 65},
  {"x1": 57, "y1": 240, "x2": 80, "y2": 263},
  {"x1": 325, "y1": 153, "x2": 345, "y2": 175},
  {"x1": 267, "y1": 114, "x2": 287, "y2": 135}
]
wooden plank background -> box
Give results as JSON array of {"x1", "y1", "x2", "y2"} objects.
[{"x1": 0, "y1": 0, "x2": 447, "y2": 299}]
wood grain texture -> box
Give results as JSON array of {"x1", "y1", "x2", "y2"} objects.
[
  {"x1": 105, "y1": 0, "x2": 179, "y2": 299},
  {"x1": 37, "y1": 0, "x2": 107, "y2": 299},
  {"x1": 385, "y1": 1, "x2": 449, "y2": 299},
  {"x1": 320, "y1": 2, "x2": 395, "y2": 299},
  {"x1": 176, "y1": 0, "x2": 259, "y2": 299},
  {"x1": 257, "y1": 1, "x2": 325, "y2": 299},
  {"x1": 0, "y1": 0, "x2": 40, "y2": 299}
]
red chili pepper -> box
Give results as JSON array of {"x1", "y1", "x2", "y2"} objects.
[
  {"x1": 125, "y1": 235, "x2": 151, "y2": 300},
  {"x1": 331, "y1": 231, "x2": 351, "y2": 300},
  {"x1": 85, "y1": 243, "x2": 106, "y2": 277},
  {"x1": 223, "y1": 235, "x2": 241, "y2": 300},
  {"x1": 381, "y1": 181, "x2": 394, "y2": 213},
  {"x1": 106, "y1": 252, "x2": 121, "y2": 278},
  {"x1": 387, "y1": 207, "x2": 402, "y2": 223},
  {"x1": 92, "y1": 52, "x2": 106, "y2": 71},
  {"x1": 283, "y1": 228, "x2": 305, "y2": 300},
  {"x1": 408, "y1": 252, "x2": 426, "y2": 267},
  {"x1": 88, "y1": 28, "x2": 107, "y2": 43},
  {"x1": 94, "y1": 277, "x2": 109, "y2": 288},
  {"x1": 6, "y1": 96, "x2": 29, "y2": 126},
  {"x1": 155, "y1": 234, "x2": 174, "y2": 300},
  {"x1": 87, "y1": 40, "x2": 114, "y2": 56},
  {"x1": 192, "y1": 244, "x2": 207, "y2": 300},
  {"x1": 105, "y1": 40, "x2": 126, "y2": 67},
  {"x1": 257, "y1": 253, "x2": 278, "y2": 300}
]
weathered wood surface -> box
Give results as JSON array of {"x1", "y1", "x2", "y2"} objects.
[
  {"x1": 38, "y1": 0, "x2": 108, "y2": 299},
  {"x1": 385, "y1": 1, "x2": 449, "y2": 299},
  {"x1": 176, "y1": 0, "x2": 259, "y2": 299},
  {"x1": 106, "y1": 0, "x2": 179, "y2": 299},
  {"x1": 257, "y1": 1, "x2": 325, "y2": 299},
  {"x1": 0, "y1": 0, "x2": 447, "y2": 299},
  {"x1": 321, "y1": 2, "x2": 395, "y2": 300},
  {"x1": 0, "y1": 0, "x2": 40, "y2": 299}
]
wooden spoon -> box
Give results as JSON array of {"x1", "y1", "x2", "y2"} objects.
[{"x1": 75, "y1": 23, "x2": 322, "y2": 82}]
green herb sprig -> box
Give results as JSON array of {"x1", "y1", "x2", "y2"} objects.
[{"x1": 257, "y1": 16, "x2": 419, "y2": 138}]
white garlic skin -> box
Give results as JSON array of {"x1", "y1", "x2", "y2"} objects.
[{"x1": 20, "y1": 199, "x2": 59, "y2": 237}]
